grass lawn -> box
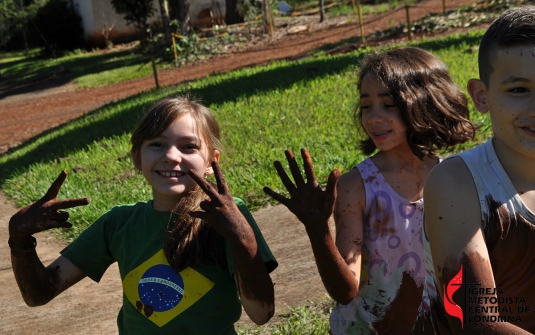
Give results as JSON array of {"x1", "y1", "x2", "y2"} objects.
[{"x1": 0, "y1": 46, "x2": 168, "y2": 89}]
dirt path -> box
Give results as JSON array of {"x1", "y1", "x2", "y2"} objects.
[
  {"x1": 0, "y1": 190, "x2": 325, "y2": 333},
  {"x1": 1, "y1": 1, "x2": 485, "y2": 333}
]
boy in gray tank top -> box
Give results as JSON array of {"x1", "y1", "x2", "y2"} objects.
[{"x1": 424, "y1": 6, "x2": 535, "y2": 334}]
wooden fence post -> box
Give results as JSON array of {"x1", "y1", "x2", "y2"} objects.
[
  {"x1": 171, "y1": 34, "x2": 178, "y2": 65},
  {"x1": 262, "y1": 0, "x2": 274, "y2": 36},
  {"x1": 151, "y1": 55, "x2": 160, "y2": 88},
  {"x1": 405, "y1": 5, "x2": 412, "y2": 41},
  {"x1": 357, "y1": 2, "x2": 365, "y2": 44},
  {"x1": 442, "y1": 0, "x2": 446, "y2": 13}
]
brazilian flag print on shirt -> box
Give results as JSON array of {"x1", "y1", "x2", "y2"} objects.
[
  {"x1": 61, "y1": 199, "x2": 277, "y2": 334},
  {"x1": 123, "y1": 249, "x2": 215, "y2": 327}
]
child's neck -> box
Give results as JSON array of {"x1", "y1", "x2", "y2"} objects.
[
  {"x1": 371, "y1": 149, "x2": 435, "y2": 173},
  {"x1": 371, "y1": 150, "x2": 438, "y2": 202},
  {"x1": 492, "y1": 137, "x2": 535, "y2": 211},
  {"x1": 493, "y1": 137, "x2": 535, "y2": 184}
]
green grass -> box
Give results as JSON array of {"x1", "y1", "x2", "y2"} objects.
[
  {"x1": 0, "y1": 31, "x2": 492, "y2": 334},
  {"x1": 0, "y1": 47, "x2": 169, "y2": 89},
  {"x1": 238, "y1": 298, "x2": 334, "y2": 334}
]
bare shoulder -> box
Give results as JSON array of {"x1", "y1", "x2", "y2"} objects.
[
  {"x1": 425, "y1": 156, "x2": 480, "y2": 230},
  {"x1": 425, "y1": 156, "x2": 487, "y2": 284},
  {"x1": 426, "y1": 156, "x2": 474, "y2": 194},
  {"x1": 336, "y1": 168, "x2": 365, "y2": 201},
  {"x1": 334, "y1": 168, "x2": 365, "y2": 227}
]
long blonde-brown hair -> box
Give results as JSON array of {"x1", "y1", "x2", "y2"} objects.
[{"x1": 130, "y1": 96, "x2": 225, "y2": 272}]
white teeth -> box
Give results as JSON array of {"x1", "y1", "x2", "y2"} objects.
[
  {"x1": 161, "y1": 171, "x2": 182, "y2": 177},
  {"x1": 374, "y1": 131, "x2": 389, "y2": 136}
]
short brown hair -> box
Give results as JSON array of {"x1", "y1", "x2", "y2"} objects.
[
  {"x1": 479, "y1": 6, "x2": 535, "y2": 86},
  {"x1": 356, "y1": 47, "x2": 477, "y2": 159}
]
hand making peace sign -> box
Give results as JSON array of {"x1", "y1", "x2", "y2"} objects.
[
  {"x1": 9, "y1": 171, "x2": 90, "y2": 244},
  {"x1": 188, "y1": 162, "x2": 251, "y2": 243}
]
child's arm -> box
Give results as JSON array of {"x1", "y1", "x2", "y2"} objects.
[
  {"x1": 264, "y1": 148, "x2": 360, "y2": 305},
  {"x1": 9, "y1": 171, "x2": 90, "y2": 306},
  {"x1": 425, "y1": 158, "x2": 531, "y2": 334},
  {"x1": 188, "y1": 163, "x2": 275, "y2": 325}
]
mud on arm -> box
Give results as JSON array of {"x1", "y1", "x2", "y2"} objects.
[
  {"x1": 263, "y1": 148, "x2": 360, "y2": 305},
  {"x1": 9, "y1": 171, "x2": 89, "y2": 306},
  {"x1": 425, "y1": 158, "x2": 531, "y2": 334},
  {"x1": 189, "y1": 163, "x2": 274, "y2": 325}
]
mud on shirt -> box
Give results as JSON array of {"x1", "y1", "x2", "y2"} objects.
[
  {"x1": 62, "y1": 198, "x2": 277, "y2": 335},
  {"x1": 329, "y1": 158, "x2": 436, "y2": 335}
]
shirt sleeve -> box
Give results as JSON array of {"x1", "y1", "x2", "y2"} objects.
[
  {"x1": 226, "y1": 197, "x2": 278, "y2": 276},
  {"x1": 60, "y1": 209, "x2": 116, "y2": 283}
]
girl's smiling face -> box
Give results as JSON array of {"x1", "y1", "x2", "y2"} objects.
[
  {"x1": 135, "y1": 113, "x2": 219, "y2": 211},
  {"x1": 360, "y1": 74, "x2": 408, "y2": 152}
]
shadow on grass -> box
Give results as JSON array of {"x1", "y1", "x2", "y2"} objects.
[
  {"x1": 0, "y1": 50, "x2": 148, "y2": 96},
  {"x1": 0, "y1": 51, "x2": 364, "y2": 186}
]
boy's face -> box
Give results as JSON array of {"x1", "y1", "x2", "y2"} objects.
[{"x1": 468, "y1": 45, "x2": 535, "y2": 158}]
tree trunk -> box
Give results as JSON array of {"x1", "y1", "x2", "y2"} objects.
[
  {"x1": 319, "y1": 0, "x2": 325, "y2": 22},
  {"x1": 226, "y1": 0, "x2": 244, "y2": 25},
  {"x1": 157, "y1": 0, "x2": 171, "y2": 43},
  {"x1": 176, "y1": 0, "x2": 190, "y2": 35}
]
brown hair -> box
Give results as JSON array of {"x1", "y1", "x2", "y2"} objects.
[
  {"x1": 130, "y1": 96, "x2": 225, "y2": 272},
  {"x1": 356, "y1": 47, "x2": 477, "y2": 159},
  {"x1": 478, "y1": 6, "x2": 535, "y2": 86}
]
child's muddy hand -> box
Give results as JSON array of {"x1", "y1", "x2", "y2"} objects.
[
  {"x1": 9, "y1": 170, "x2": 90, "y2": 244},
  {"x1": 189, "y1": 162, "x2": 252, "y2": 243},
  {"x1": 263, "y1": 148, "x2": 340, "y2": 230}
]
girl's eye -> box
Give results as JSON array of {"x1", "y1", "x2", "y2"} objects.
[
  {"x1": 148, "y1": 142, "x2": 164, "y2": 148},
  {"x1": 508, "y1": 87, "x2": 529, "y2": 94},
  {"x1": 384, "y1": 103, "x2": 397, "y2": 108},
  {"x1": 181, "y1": 144, "x2": 198, "y2": 152}
]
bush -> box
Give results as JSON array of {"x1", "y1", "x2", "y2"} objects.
[{"x1": 30, "y1": 0, "x2": 85, "y2": 54}]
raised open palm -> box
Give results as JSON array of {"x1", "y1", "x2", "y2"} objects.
[{"x1": 263, "y1": 148, "x2": 340, "y2": 229}]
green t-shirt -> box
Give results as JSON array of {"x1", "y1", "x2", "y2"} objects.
[{"x1": 61, "y1": 198, "x2": 277, "y2": 335}]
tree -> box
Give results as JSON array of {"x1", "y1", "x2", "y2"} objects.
[
  {"x1": 319, "y1": 0, "x2": 325, "y2": 22},
  {"x1": 226, "y1": 0, "x2": 244, "y2": 25},
  {"x1": 0, "y1": 0, "x2": 46, "y2": 51},
  {"x1": 110, "y1": 0, "x2": 156, "y2": 41},
  {"x1": 175, "y1": 0, "x2": 190, "y2": 35},
  {"x1": 156, "y1": 0, "x2": 170, "y2": 43}
]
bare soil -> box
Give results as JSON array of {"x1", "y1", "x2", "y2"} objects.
[{"x1": 0, "y1": 1, "x2": 485, "y2": 333}]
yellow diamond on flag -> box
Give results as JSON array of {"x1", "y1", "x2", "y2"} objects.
[{"x1": 123, "y1": 249, "x2": 214, "y2": 327}]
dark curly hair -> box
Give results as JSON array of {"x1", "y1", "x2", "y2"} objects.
[{"x1": 355, "y1": 47, "x2": 478, "y2": 159}]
